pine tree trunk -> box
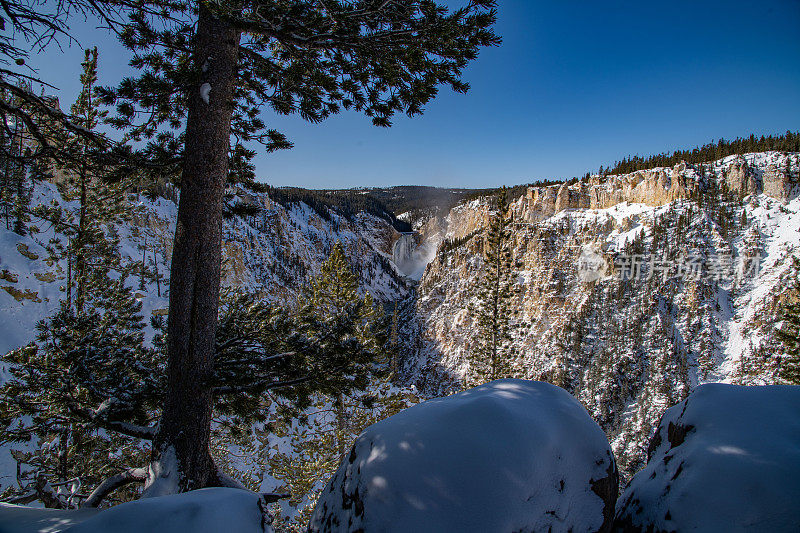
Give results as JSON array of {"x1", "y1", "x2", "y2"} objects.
[
  {"x1": 75, "y1": 168, "x2": 87, "y2": 314},
  {"x1": 146, "y1": 5, "x2": 241, "y2": 495}
]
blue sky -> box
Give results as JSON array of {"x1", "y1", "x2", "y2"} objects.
[{"x1": 28, "y1": 0, "x2": 800, "y2": 189}]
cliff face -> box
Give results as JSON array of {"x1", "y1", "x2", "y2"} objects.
[
  {"x1": 415, "y1": 154, "x2": 795, "y2": 250},
  {"x1": 402, "y1": 151, "x2": 800, "y2": 480},
  {"x1": 527, "y1": 155, "x2": 795, "y2": 221}
]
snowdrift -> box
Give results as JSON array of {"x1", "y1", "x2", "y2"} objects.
[
  {"x1": 615, "y1": 383, "x2": 800, "y2": 531},
  {"x1": 310, "y1": 379, "x2": 618, "y2": 532},
  {"x1": 0, "y1": 488, "x2": 274, "y2": 533}
]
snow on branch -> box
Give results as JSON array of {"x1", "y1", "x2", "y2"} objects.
[{"x1": 82, "y1": 467, "x2": 148, "y2": 508}]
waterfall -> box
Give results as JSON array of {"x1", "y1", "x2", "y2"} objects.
[
  {"x1": 393, "y1": 233, "x2": 416, "y2": 267},
  {"x1": 393, "y1": 232, "x2": 436, "y2": 280}
]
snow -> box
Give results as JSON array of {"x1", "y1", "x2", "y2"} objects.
[
  {"x1": 199, "y1": 83, "x2": 211, "y2": 104},
  {"x1": 0, "y1": 489, "x2": 274, "y2": 533},
  {"x1": 720, "y1": 193, "x2": 800, "y2": 380},
  {"x1": 0, "y1": 504, "x2": 98, "y2": 533},
  {"x1": 615, "y1": 383, "x2": 800, "y2": 531},
  {"x1": 0, "y1": 228, "x2": 61, "y2": 356},
  {"x1": 310, "y1": 379, "x2": 617, "y2": 533},
  {"x1": 141, "y1": 446, "x2": 179, "y2": 498}
]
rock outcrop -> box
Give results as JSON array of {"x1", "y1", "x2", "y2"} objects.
[
  {"x1": 614, "y1": 384, "x2": 800, "y2": 532},
  {"x1": 724, "y1": 156, "x2": 759, "y2": 197},
  {"x1": 762, "y1": 164, "x2": 793, "y2": 203},
  {"x1": 527, "y1": 163, "x2": 697, "y2": 219},
  {"x1": 310, "y1": 380, "x2": 618, "y2": 533}
]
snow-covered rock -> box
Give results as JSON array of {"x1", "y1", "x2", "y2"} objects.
[
  {"x1": 309, "y1": 379, "x2": 618, "y2": 533},
  {"x1": 73, "y1": 488, "x2": 273, "y2": 533},
  {"x1": 0, "y1": 504, "x2": 98, "y2": 533},
  {"x1": 406, "y1": 151, "x2": 800, "y2": 479},
  {"x1": 0, "y1": 488, "x2": 274, "y2": 533},
  {"x1": 614, "y1": 383, "x2": 800, "y2": 532}
]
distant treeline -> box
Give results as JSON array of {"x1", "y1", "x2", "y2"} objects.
[
  {"x1": 366, "y1": 186, "x2": 489, "y2": 218},
  {"x1": 463, "y1": 179, "x2": 565, "y2": 205},
  {"x1": 599, "y1": 131, "x2": 800, "y2": 177},
  {"x1": 264, "y1": 185, "x2": 412, "y2": 232}
]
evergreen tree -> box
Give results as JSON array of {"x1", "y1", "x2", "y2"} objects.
[
  {"x1": 390, "y1": 302, "x2": 400, "y2": 376},
  {"x1": 0, "y1": 242, "x2": 393, "y2": 507},
  {"x1": 261, "y1": 244, "x2": 406, "y2": 529},
  {"x1": 778, "y1": 298, "x2": 800, "y2": 385},
  {"x1": 0, "y1": 49, "x2": 158, "y2": 508},
  {"x1": 777, "y1": 264, "x2": 800, "y2": 385},
  {"x1": 57, "y1": 48, "x2": 134, "y2": 314},
  {"x1": 598, "y1": 130, "x2": 800, "y2": 177},
  {"x1": 268, "y1": 383, "x2": 413, "y2": 531},
  {"x1": 0, "y1": 0, "x2": 153, "y2": 176},
  {"x1": 0, "y1": 81, "x2": 35, "y2": 235},
  {"x1": 469, "y1": 186, "x2": 518, "y2": 386},
  {"x1": 294, "y1": 241, "x2": 386, "y2": 399},
  {"x1": 96, "y1": 0, "x2": 498, "y2": 491},
  {"x1": 0, "y1": 272, "x2": 162, "y2": 508}
]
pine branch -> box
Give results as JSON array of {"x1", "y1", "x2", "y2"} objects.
[
  {"x1": 82, "y1": 466, "x2": 147, "y2": 508},
  {"x1": 67, "y1": 402, "x2": 156, "y2": 440}
]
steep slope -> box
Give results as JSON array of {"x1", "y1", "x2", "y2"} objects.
[
  {"x1": 0, "y1": 183, "x2": 410, "y2": 357},
  {"x1": 400, "y1": 151, "x2": 800, "y2": 479}
]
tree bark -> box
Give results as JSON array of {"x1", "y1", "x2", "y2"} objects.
[{"x1": 145, "y1": 4, "x2": 241, "y2": 495}]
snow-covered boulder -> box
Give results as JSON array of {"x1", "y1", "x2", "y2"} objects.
[
  {"x1": 310, "y1": 379, "x2": 618, "y2": 532},
  {"x1": 0, "y1": 504, "x2": 98, "y2": 533},
  {"x1": 67, "y1": 488, "x2": 273, "y2": 533},
  {"x1": 614, "y1": 384, "x2": 800, "y2": 531}
]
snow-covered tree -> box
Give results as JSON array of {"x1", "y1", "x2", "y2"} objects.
[
  {"x1": 0, "y1": 273, "x2": 161, "y2": 508},
  {"x1": 777, "y1": 261, "x2": 800, "y2": 385},
  {"x1": 469, "y1": 187, "x2": 518, "y2": 386}
]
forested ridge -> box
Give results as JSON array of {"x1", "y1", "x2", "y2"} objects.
[{"x1": 598, "y1": 131, "x2": 800, "y2": 177}]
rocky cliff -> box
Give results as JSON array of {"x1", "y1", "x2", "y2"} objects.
[{"x1": 400, "y1": 151, "x2": 800, "y2": 479}]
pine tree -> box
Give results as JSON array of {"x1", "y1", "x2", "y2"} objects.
[
  {"x1": 777, "y1": 265, "x2": 800, "y2": 385},
  {"x1": 97, "y1": 0, "x2": 499, "y2": 492},
  {"x1": 778, "y1": 299, "x2": 800, "y2": 384},
  {"x1": 0, "y1": 49, "x2": 160, "y2": 508},
  {"x1": 295, "y1": 242, "x2": 386, "y2": 397},
  {"x1": 248, "y1": 242, "x2": 402, "y2": 528},
  {"x1": 390, "y1": 302, "x2": 400, "y2": 376},
  {"x1": 268, "y1": 383, "x2": 413, "y2": 531},
  {"x1": 0, "y1": 243, "x2": 394, "y2": 507},
  {"x1": 469, "y1": 186, "x2": 518, "y2": 386},
  {"x1": 0, "y1": 81, "x2": 34, "y2": 235},
  {"x1": 0, "y1": 271, "x2": 162, "y2": 508},
  {"x1": 56, "y1": 48, "x2": 134, "y2": 314},
  {"x1": 294, "y1": 241, "x2": 385, "y2": 458}
]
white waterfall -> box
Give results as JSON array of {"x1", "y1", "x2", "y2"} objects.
[
  {"x1": 393, "y1": 233, "x2": 416, "y2": 265},
  {"x1": 392, "y1": 232, "x2": 436, "y2": 280}
]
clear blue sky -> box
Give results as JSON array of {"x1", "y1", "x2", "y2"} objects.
[{"x1": 28, "y1": 0, "x2": 800, "y2": 189}]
